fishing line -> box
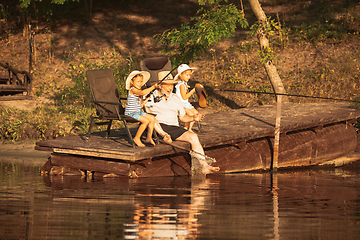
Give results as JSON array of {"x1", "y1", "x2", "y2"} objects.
[{"x1": 213, "y1": 89, "x2": 359, "y2": 103}]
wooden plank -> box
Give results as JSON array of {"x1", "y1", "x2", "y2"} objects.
[
  {"x1": 45, "y1": 122, "x2": 359, "y2": 177},
  {"x1": 0, "y1": 85, "x2": 28, "y2": 90},
  {"x1": 0, "y1": 95, "x2": 31, "y2": 101},
  {"x1": 37, "y1": 133, "x2": 191, "y2": 161},
  {"x1": 128, "y1": 154, "x2": 191, "y2": 178},
  {"x1": 50, "y1": 154, "x2": 130, "y2": 176},
  {"x1": 36, "y1": 102, "x2": 360, "y2": 162}
]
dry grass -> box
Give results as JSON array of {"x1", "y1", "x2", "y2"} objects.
[{"x1": 0, "y1": 0, "x2": 359, "y2": 142}]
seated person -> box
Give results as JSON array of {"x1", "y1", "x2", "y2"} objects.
[
  {"x1": 174, "y1": 64, "x2": 199, "y2": 132},
  {"x1": 145, "y1": 71, "x2": 220, "y2": 175},
  {"x1": 125, "y1": 70, "x2": 172, "y2": 147}
]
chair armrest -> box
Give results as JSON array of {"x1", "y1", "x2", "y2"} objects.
[{"x1": 91, "y1": 100, "x2": 123, "y2": 115}]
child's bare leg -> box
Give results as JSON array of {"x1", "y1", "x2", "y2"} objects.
[
  {"x1": 134, "y1": 116, "x2": 149, "y2": 147},
  {"x1": 186, "y1": 108, "x2": 198, "y2": 132},
  {"x1": 143, "y1": 114, "x2": 156, "y2": 146}
]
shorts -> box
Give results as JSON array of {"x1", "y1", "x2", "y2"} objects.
[
  {"x1": 160, "y1": 123, "x2": 187, "y2": 140},
  {"x1": 182, "y1": 101, "x2": 194, "y2": 109},
  {"x1": 125, "y1": 110, "x2": 146, "y2": 121}
]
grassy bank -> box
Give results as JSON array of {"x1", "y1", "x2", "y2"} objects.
[{"x1": 0, "y1": 0, "x2": 359, "y2": 143}]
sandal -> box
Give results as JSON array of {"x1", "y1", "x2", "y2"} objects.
[
  {"x1": 163, "y1": 134, "x2": 172, "y2": 144},
  {"x1": 195, "y1": 83, "x2": 207, "y2": 108}
]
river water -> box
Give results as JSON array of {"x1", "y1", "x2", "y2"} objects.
[{"x1": 1, "y1": 150, "x2": 360, "y2": 239}]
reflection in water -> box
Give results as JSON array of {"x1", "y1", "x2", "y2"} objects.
[
  {"x1": 124, "y1": 178, "x2": 216, "y2": 239},
  {"x1": 1, "y1": 160, "x2": 360, "y2": 239},
  {"x1": 271, "y1": 173, "x2": 279, "y2": 240}
]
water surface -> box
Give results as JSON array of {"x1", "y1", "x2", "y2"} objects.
[{"x1": 1, "y1": 157, "x2": 360, "y2": 239}]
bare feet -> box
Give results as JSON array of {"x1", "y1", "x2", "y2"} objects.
[
  {"x1": 134, "y1": 138, "x2": 145, "y2": 147},
  {"x1": 202, "y1": 165, "x2": 220, "y2": 175},
  {"x1": 163, "y1": 134, "x2": 172, "y2": 144},
  {"x1": 145, "y1": 138, "x2": 156, "y2": 146}
]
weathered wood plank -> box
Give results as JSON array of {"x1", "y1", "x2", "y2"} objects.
[
  {"x1": 36, "y1": 102, "x2": 360, "y2": 162},
  {"x1": 128, "y1": 154, "x2": 191, "y2": 178},
  {"x1": 46, "y1": 122, "x2": 359, "y2": 177},
  {"x1": 50, "y1": 154, "x2": 130, "y2": 176}
]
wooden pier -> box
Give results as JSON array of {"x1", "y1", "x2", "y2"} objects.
[
  {"x1": 0, "y1": 62, "x2": 32, "y2": 100},
  {"x1": 36, "y1": 102, "x2": 360, "y2": 178}
]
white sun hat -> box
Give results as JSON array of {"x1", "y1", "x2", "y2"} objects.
[
  {"x1": 174, "y1": 64, "x2": 197, "y2": 81},
  {"x1": 125, "y1": 70, "x2": 151, "y2": 90},
  {"x1": 158, "y1": 71, "x2": 178, "y2": 84}
]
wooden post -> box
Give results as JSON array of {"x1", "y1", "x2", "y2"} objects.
[{"x1": 273, "y1": 94, "x2": 282, "y2": 172}]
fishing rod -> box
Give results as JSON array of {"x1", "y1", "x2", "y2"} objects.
[
  {"x1": 159, "y1": 62, "x2": 182, "y2": 84},
  {"x1": 150, "y1": 62, "x2": 183, "y2": 102},
  {"x1": 213, "y1": 89, "x2": 359, "y2": 103}
]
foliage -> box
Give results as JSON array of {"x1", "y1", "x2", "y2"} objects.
[
  {"x1": 198, "y1": 0, "x2": 227, "y2": 4},
  {"x1": 0, "y1": 46, "x2": 136, "y2": 143},
  {"x1": 54, "y1": 49, "x2": 134, "y2": 134},
  {"x1": 56, "y1": 50, "x2": 133, "y2": 110},
  {"x1": 0, "y1": 106, "x2": 65, "y2": 142},
  {"x1": 250, "y1": 16, "x2": 281, "y2": 38},
  {"x1": 249, "y1": 16, "x2": 282, "y2": 64},
  {"x1": 257, "y1": 45, "x2": 277, "y2": 64},
  {"x1": 154, "y1": 3, "x2": 248, "y2": 65},
  {"x1": 288, "y1": 0, "x2": 360, "y2": 42},
  {"x1": 19, "y1": 0, "x2": 79, "y2": 8},
  {"x1": 1, "y1": 0, "x2": 360, "y2": 143}
]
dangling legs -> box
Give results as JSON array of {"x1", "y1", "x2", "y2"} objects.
[
  {"x1": 134, "y1": 116, "x2": 150, "y2": 147},
  {"x1": 143, "y1": 114, "x2": 156, "y2": 146},
  {"x1": 176, "y1": 131, "x2": 220, "y2": 174},
  {"x1": 186, "y1": 108, "x2": 198, "y2": 132},
  {"x1": 154, "y1": 120, "x2": 172, "y2": 143}
]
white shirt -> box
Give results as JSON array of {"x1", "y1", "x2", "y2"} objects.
[
  {"x1": 145, "y1": 90, "x2": 186, "y2": 126},
  {"x1": 175, "y1": 81, "x2": 189, "y2": 104}
]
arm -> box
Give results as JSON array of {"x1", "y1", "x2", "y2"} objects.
[
  {"x1": 131, "y1": 83, "x2": 158, "y2": 96},
  {"x1": 141, "y1": 95, "x2": 150, "y2": 108},
  {"x1": 179, "y1": 112, "x2": 204, "y2": 123},
  {"x1": 179, "y1": 84, "x2": 196, "y2": 100}
]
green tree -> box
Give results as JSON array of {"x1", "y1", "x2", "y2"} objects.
[
  {"x1": 155, "y1": 1, "x2": 248, "y2": 65},
  {"x1": 19, "y1": 0, "x2": 93, "y2": 21},
  {"x1": 155, "y1": 0, "x2": 286, "y2": 97},
  {"x1": 19, "y1": 0, "x2": 79, "y2": 8},
  {"x1": 248, "y1": 0, "x2": 286, "y2": 97}
]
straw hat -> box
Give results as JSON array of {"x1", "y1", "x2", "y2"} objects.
[
  {"x1": 174, "y1": 64, "x2": 197, "y2": 81},
  {"x1": 158, "y1": 71, "x2": 178, "y2": 84},
  {"x1": 125, "y1": 70, "x2": 151, "y2": 90}
]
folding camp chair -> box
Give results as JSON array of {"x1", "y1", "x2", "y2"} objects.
[
  {"x1": 85, "y1": 69, "x2": 158, "y2": 148},
  {"x1": 140, "y1": 57, "x2": 204, "y2": 132},
  {"x1": 140, "y1": 56, "x2": 172, "y2": 87}
]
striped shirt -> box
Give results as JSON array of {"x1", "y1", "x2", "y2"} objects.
[{"x1": 124, "y1": 87, "x2": 142, "y2": 115}]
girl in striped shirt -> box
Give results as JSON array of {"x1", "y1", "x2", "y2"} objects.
[{"x1": 125, "y1": 71, "x2": 171, "y2": 147}]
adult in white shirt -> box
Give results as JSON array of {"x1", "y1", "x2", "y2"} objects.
[{"x1": 145, "y1": 71, "x2": 220, "y2": 175}]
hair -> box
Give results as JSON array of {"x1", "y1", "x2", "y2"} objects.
[
  {"x1": 130, "y1": 74, "x2": 143, "y2": 86},
  {"x1": 178, "y1": 70, "x2": 192, "y2": 81}
]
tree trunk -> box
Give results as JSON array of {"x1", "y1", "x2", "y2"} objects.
[
  {"x1": 84, "y1": 0, "x2": 93, "y2": 22},
  {"x1": 248, "y1": 0, "x2": 285, "y2": 170},
  {"x1": 248, "y1": 0, "x2": 287, "y2": 98}
]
